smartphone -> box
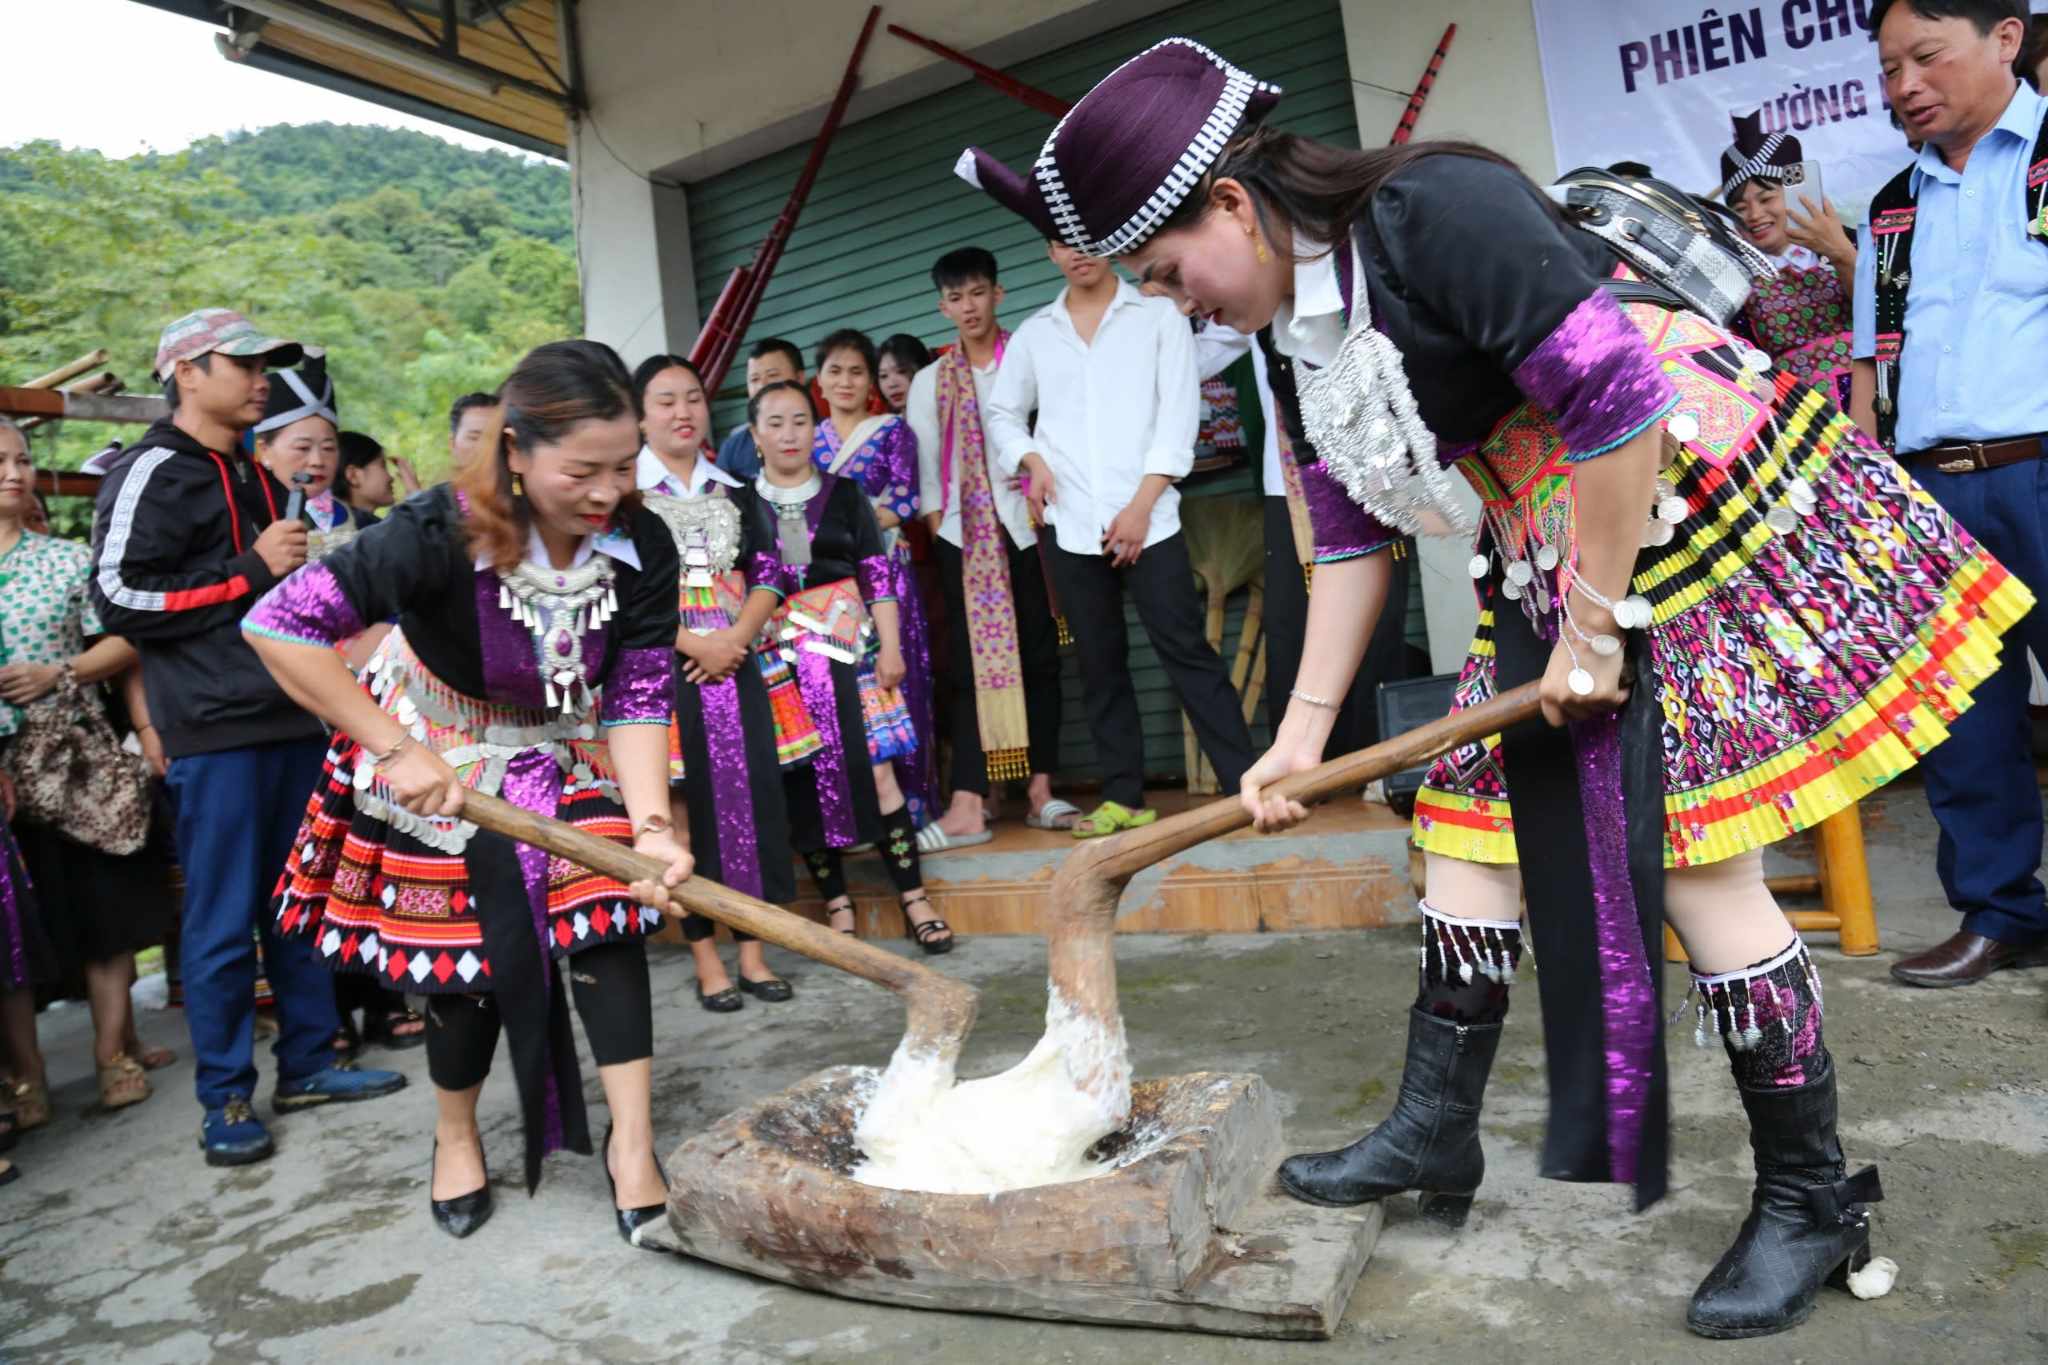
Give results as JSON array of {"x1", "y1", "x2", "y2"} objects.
[{"x1": 1780, "y1": 160, "x2": 1825, "y2": 219}]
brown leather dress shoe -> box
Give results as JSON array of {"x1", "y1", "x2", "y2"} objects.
[{"x1": 1890, "y1": 930, "x2": 2048, "y2": 988}]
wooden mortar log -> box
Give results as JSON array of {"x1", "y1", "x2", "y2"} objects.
[
  {"x1": 459, "y1": 789, "x2": 978, "y2": 1068},
  {"x1": 1046, "y1": 681, "x2": 1544, "y2": 1120}
]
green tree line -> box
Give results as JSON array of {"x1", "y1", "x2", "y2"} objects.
[{"x1": 0, "y1": 123, "x2": 578, "y2": 526}]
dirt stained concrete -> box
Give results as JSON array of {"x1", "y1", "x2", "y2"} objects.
[{"x1": 2, "y1": 785, "x2": 2044, "y2": 1363}]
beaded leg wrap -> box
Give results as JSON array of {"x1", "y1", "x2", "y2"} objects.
[
  {"x1": 1684, "y1": 938, "x2": 1824, "y2": 1088},
  {"x1": 1419, "y1": 902, "x2": 1522, "y2": 1025},
  {"x1": 1685, "y1": 938, "x2": 1890, "y2": 1338},
  {"x1": 878, "y1": 805, "x2": 924, "y2": 896}
]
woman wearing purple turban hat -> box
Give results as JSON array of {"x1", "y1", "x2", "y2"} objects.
[{"x1": 958, "y1": 35, "x2": 2027, "y2": 1339}]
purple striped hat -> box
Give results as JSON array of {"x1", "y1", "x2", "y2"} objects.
[{"x1": 955, "y1": 37, "x2": 1281, "y2": 257}]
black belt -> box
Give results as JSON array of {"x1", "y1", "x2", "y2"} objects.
[{"x1": 1903, "y1": 434, "x2": 2048, "y2": 475}]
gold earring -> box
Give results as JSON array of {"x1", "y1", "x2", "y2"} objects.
[
  {"x1": 511, "y1": 472, "x2": 523, "y2": 497},
  {"x1": 1247, "y1": 223, "x2": 1271, "y2": 264}
]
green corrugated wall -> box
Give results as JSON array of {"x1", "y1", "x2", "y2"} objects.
[{"x1": 686, "y1": 0, "x2": 1413, "y2": 784}]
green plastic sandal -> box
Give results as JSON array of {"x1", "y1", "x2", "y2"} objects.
[{"x1": 1071, "y1": 800, "x2": 1160, "y2": 839}]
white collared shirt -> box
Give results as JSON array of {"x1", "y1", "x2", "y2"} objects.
[
  {"x1": 984, "y1": 280, "x2": 1199, "y2": 554},
  {"x1": 908, "y1": 350, "x2": 1036, "y2": 551},
  {"x1": 635, "y1": 444, "x2": 741, "y2": 498},
  {"x1": 1194, "y1": 322, "x2": 1284, "y2": 496},
  {"x1": 475, "y1": 521, "x2": 642, "y2": 572},
  {"x1": 1268, "y1": 241, "x2": 1347, "y2": 370}
]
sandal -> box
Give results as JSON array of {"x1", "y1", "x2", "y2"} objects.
[
  {"x1": 132, "y1": 1043, "x2": 177, "y2": 1071},
  {"x1": 899, "y1": 893, "x2": 955, "y2": 956},
  {"x1": 826, "y1": 901, "x2": 858, "y2": 936},
  {"x1": 97, "y1": 1053, "x2": 152, "y2": 1110},
  {"x1": 0, "y1": 1106, "x2": 17, "y2": 1154},
  {"x1": 330, "y1": 1016, "x2": 361, "y2": 1060},
  {"x1": 0, "y1": 1156, "x2": 16, "y2": 1188},
  {"x1": 1025, "y1": 798, "x2": 1084, "y2": 831},
  {"x1": 363, "y1": 1007, "x2": 428, "y2": 1051},
  {"x1": 1071, "y1": 800, "x2": 1159, "y2": 839},
  {"x1": 915, "y1": 823, "x2": 991, "y2": 853},
  {"x1": 7, "y1": 1078, "x2": 49, "y2": 1132}
]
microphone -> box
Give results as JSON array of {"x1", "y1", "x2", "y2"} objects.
[{"x1": 285, "y1": 470, "x2": 313, "y2": 523}]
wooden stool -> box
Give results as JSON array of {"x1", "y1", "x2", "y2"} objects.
[
  {"x1": 1663, "y1": 807, "x2": 1880, "y2": 962},
  {"x1": 1179, "y1": 497, "x2": 1267, "y2": 795}
]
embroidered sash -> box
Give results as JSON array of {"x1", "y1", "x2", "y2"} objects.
[{"x1": 936, "y1": 336, "x2": 1031, "y2": 780}]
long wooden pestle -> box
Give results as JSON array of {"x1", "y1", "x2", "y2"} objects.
[
  {"x1": 460, "y1": 788, "x2": 980, "y2": 1070},
  {"x1": 460, "y1": 681, "x2": 1541, "y2": 1102},
  {"x1": 1042, "y1": 681, "x2": 1544, "y2": 1119}
]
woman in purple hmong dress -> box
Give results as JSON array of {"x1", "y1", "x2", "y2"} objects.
[
  {"x1": 962, "y1": 37, "x2": 2027, "y2": 1340},
  {"x1": 810, "y1": 328, "x2": 937, "y2": 829},
  {"x1": 631, "y1": 353, "x2": 799, "y2": 1011},
  {"x1": 755, "y1": 381, "x2": 953, "y2": 954},
  {"x1": 245, "y1": 341, "x2": 690, "y2": 1250}
]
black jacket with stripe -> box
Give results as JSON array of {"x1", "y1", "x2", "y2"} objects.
[{"x1": 89, "y1": 418, "x2": 325, "y2": 758}]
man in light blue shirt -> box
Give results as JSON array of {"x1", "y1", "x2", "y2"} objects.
[{"x1": 1850, "y1": 0, "x2": 2048, "y2": 986}]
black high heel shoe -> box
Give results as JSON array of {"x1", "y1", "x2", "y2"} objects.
[
  {"x1": 899, "y1": 892, "x2": 955, "y2": 955},
  {"x1": 603, "y1": 1122, "x2": 670, "y2": 1251},
  {"x1": 430, "y1": 1134, "x2": 493, "y2": 1240}
]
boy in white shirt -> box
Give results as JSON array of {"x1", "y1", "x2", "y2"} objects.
[
  {"x1": 909, "y1": 248, "x2": 1076, "y2": 836},
  {"x1": 985, "y1": 240, "x2": 1255, "y2": 835}
]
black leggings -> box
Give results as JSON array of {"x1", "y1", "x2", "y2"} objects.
[
  {"x1": 681, "y1": 914, "x2": 752, "y2": 945},
  {"x1": 423, "y1": 938, "x2": 652, "y2": 1091},
  {"x1": 803, "y1": 805, "x2": 925, "y2": 905}
]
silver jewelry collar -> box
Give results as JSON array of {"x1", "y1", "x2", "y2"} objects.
[
  {"x1": 1295, "y1": 243, "x2": 1473, "y2": 539},
  {"x1": 755, "y1": 472, "x2": 822, "y2": 508}
]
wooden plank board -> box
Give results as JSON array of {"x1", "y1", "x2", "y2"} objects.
[
  {"x1": 315, "y1": 0, "x2": 563, "y2": 87},
  {"x1": 0, "y1": 387, "x2": 168, "y2": 425},
  {"x1": 257, "y1": 27, "x2": 567, "y2": 147}
]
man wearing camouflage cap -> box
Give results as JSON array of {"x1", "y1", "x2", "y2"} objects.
[{"x1": 92, "y1": 309, "x2": 405, "y2": 1168}]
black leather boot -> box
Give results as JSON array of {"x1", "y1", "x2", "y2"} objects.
[
  {"x1": 1687, "y1": 1054, "x2": 1883, "y2": 1339},
  {"x1": 1276, "y1": 1007, "x2": 1500, "y2": 1226}
]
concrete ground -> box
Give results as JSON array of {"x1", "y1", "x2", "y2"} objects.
[{"x1": 3, "y1": 783, "x2": 2045, "y2": 1365}]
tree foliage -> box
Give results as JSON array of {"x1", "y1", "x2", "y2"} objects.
[{"x1": 0, "y1": 124, "x2": 577, "y2": 532}]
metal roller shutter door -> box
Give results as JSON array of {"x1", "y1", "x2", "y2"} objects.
[{"x1": 687, "y1": 0, "x2": 1389, "y2": 782}]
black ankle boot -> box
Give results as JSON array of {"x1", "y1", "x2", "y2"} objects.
[
  {"x1": 1687, "y1": 1055, "x2": 1883, "y2": 1339},
  {"x1": 1276, "y1": 1007, "x2": 1500, "y2": 1225}
]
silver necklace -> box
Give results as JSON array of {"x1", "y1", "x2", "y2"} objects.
[
  {"x1": 644, "y1": 491, "x2": 740, "y2": 587},
  {"x1": 756, "y1": 473, "x2": 820, "y2": 568},
  {"x1": 497, "y1": 556, "x2": 618, "y2": 714},
  {"x1": 1297, "y1": 244, "x2": 1472, "y2": 540}
]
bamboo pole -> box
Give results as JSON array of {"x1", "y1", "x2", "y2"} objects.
[
  {"x1": 22, "y1": 349, "x2": 108, "y2": 390},
  {"x1": 1390, "y1": 25, "x2": 1457, "y2": 145},
  {"x1": 458, "y1": 789, "x2": 979, "y2": 1066},
  {"x1": 886, "y1": 23, "x2": 1072, "y2": 118}
]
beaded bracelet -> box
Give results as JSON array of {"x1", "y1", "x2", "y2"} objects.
[{"x1": 1290, "y1": 687, "x2": 1338, "y2": 710}]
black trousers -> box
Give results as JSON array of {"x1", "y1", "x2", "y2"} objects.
[
  {"x1": 423, "y1": 938, "x2": 652, "y2": 1092},
  {"x1": 1260, "y1": 496, "x2": 1415, "y2": 752},
  {"x1": 935, "y1": 530, "x2": 1064, "y2": 795},
  {"x1": 1048, "y1": 533, "x2": 1257, "y2": 807}
]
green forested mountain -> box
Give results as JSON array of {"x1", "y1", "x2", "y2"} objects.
[
  {"x1": 161, "y1": 123, "x2": 572, "y2": 245},
  {"x1": 0, "y1": 123, "x2": 577, "y2": 523}
]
